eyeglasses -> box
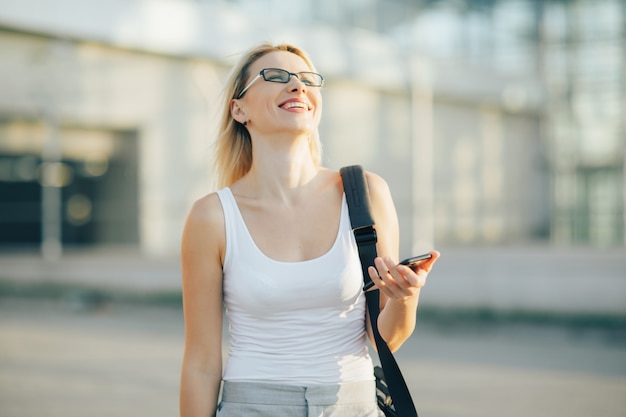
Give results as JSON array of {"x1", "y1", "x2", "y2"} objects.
[{"x1": 237, "y1": 68, "x2": 324, "y2": 98}]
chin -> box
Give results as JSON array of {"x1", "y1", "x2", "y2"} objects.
[{"x1": 281, "y1": 122, "x2": 315, "y2": 135}]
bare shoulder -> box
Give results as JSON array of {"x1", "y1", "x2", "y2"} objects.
[
  {"x1": 338, "y1": 167, "x2": 393, "y2": 207},
  {"x1": 364, "y1": 170, "x2": 393, "y2": 202},
  {"x1": 181, "y1": 192, "x2": 225, "y2": 264},
  {"x1": 186, "y1": 192, "x2": 224, "y2": 227},
  {"x1": 363, "y1": 170, "x2": 398, "y2": 235}
]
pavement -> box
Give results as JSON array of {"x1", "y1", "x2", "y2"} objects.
[
  {"x1": 0, "y1": 297, "x2": 624, "y2": 417},
  {"x1": 0, "y1": 247, "x2": 625, "y2": 416}
]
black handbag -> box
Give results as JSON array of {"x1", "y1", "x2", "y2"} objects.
[{"x1": 341, "y1": 165, "x2": 418, "y2": 417}]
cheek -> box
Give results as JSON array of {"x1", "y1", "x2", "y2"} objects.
[
  {"x1": 312, "y1": 96, "x2": 323, "y2": 120},
  {"x1": 263, "y1": 102, "x2": 277, "y2": 115},
  {"x1": 313, "y1": 106, "x2": 322, "y2": 125}
]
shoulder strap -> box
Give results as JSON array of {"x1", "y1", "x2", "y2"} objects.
[
  {"x1": 340, "y1": 165, "x2": 418, "y2": 417},
  {"x1": 341, "y1": 165, "x2": 378, "y2": 291}
]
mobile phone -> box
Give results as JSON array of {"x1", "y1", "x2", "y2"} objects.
[{"x1": 399, "y1": 253, "x2": 432, "y2": 269}]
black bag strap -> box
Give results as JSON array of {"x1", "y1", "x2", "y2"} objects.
[{"x1": 340, "y1": 165, "x2": 418, "y2": 417}]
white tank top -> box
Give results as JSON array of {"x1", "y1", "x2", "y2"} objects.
[{"x1": 217, "y1": 187, "x2": 374, "y2": 385}]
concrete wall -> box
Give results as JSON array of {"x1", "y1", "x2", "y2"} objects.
[
  {"x1": 0, "y1": 1, "x2": 623, "y2": 317},
  {"x1": 0, "y1": 26, "x2": 546, "y2": 257},
  {"x1": 0, "y1": 30, "x2": 223, "y2": 255}
]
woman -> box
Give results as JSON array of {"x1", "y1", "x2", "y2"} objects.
[{"x1": 179, "y1": 43, "x2": 439, "y2": 417}]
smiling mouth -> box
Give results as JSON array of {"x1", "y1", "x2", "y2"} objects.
[{"x1": 280, "y1": 101, "x2": 311, "y2": 111}]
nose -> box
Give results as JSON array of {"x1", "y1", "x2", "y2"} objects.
[{"x1": 287, "y1": 74, "x2": 307, "y2": 93}]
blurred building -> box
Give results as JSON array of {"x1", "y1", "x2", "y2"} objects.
[{"x1": 0, "y1": 0, "x2": 623, "y2": 259}]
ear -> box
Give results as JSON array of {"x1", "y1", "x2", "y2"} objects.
[{"x1": 230, "y1": 99, "x2": 247, "y2": 125}]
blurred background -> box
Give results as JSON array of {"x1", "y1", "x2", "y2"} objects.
[{"x1": 0, "y1": 0, "x2": 625, "y2": 416}]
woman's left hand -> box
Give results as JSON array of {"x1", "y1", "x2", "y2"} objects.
[{"x1": 367, "y1": 250, "x2": 440, "y2": 301}]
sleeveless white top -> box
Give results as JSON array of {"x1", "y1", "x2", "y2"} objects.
[{"x1": 216, "y1": 188, "x2": 374, "y2": 385}]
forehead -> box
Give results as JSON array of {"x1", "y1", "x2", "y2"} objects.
[{"x1": 250, "y1": 51, "x2": 312, "y2": 73}]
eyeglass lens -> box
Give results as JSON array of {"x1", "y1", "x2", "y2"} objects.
[{"x1": 262, "y1": 69, "x2": 323, "y2": 87}]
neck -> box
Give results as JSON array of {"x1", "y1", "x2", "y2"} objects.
[{"x1": 243, "y1": 133, "x2": 319, "y2": 203}]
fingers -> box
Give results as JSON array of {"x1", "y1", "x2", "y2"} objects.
[
  {"x1": 367, "y1": 257, "x2": 420, "y2": 299},
  {"x1": 367, "y1": 251, "x2": 440, "y2": 299}
]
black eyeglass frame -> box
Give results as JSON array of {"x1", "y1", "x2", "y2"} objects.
[{"x1": 237, "y1": 68, "x2": 324, "y2": 99}]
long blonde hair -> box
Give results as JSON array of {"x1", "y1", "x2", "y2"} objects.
[{"x1": 213, "y1": 43, "x2": 323, "y2": 188}]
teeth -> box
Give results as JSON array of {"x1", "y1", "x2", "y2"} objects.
[{"x1": 282, "y1": 101, "x2": 307, "y2": 109}]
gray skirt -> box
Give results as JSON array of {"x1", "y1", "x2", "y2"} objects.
[{"x1": 217, "y1": 380, "x2": 383, "y2": 417}]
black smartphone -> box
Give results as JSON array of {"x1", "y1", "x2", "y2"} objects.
[{"x1": 399, "y1": 253, "x2": 432, "y2": 269}]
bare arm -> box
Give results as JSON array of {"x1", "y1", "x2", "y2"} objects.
[
  {"x1": 364, "y1": 172, "x2": 440, "y2": 352},
  {"x1": 180, "y1": 194, "x2": 225, "y2": 417}
]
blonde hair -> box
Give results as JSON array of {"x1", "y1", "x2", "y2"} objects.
[{"x1": 213, "y1": 43, "x2": 323, "y2": 188}]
